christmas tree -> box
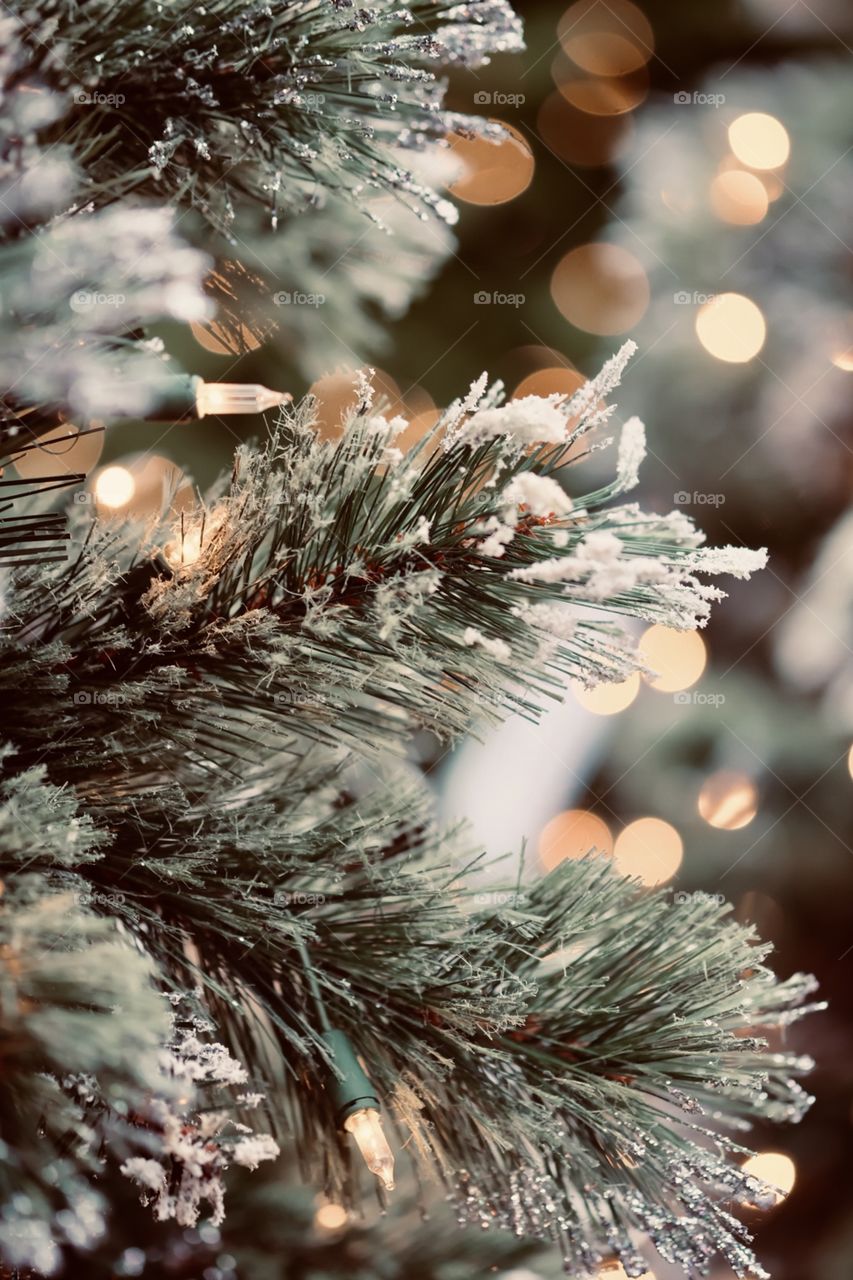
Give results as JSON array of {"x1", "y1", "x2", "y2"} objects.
[{"x1": 0, "y1": 2, "x2": 821, "y2": 1277}]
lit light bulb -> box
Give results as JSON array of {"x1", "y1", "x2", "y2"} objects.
[
  {"x1": 195, "y1": 380, "x2": 290, "y2": 417},
  {"x1": 164, "y1": 526, "x2": 203, "y2": 570},
  {"x1": 343, "y1": 1108, "x2": 395, "y2": 1191}
]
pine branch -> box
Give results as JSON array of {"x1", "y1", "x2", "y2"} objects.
[
  {"x1": 0, "y1": 749, "x2": 818, "y2": 1278},
  {"x1": 17, "y1": 0, "x2": 521, "y2": 235},
  {"x1": 0, "y1": 861, "x2": 170, "y2": 1272},
  {"x1": 1, "y1": 350, "x2": 765, "y2": 802}
]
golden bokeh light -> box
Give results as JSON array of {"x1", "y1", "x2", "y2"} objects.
[
  {"x1": 189, "y1": 318, "x2": 262, "y2": 355},
  {"x1": 94, "y1": 464, "x2": 136, "y2": 511},
  {"x1": 552, "y1": 243, "x2": 649, "y2": 335},
  {"x1": 390, "y1": 408, "x2": 443, "y2": 455},
  {"x1": 314, "y1": 1202, "x2": 349, "y2": 1232},
  {"x1": 93, "y1": 456, "x2": 191, "y2": 517},
  {"x1": 573, "y1": 670, "x2": 641, "y2": 715},
  {"x1": 698, "y1": 770, "x2": 758, "y2": 830},
  {"x1": 403, "y1": 384, "x2": 436, "y2": 416},
  {"x1": 308, "y1": 367, "x2": 404, "y2": 440},
  {"x1": 538, "y1": 91, "x2": 634, "y2": 168},
  {"x1": 612, "y1": 817, "x2": 684, "y2": 886},
  {"x1": 512, "y1": 367, "x2": 585, "y2": 400},
  {"x1": 511, "y1": 367, "x2": 589, "y2": 453},
  {"x1": 640, "y1": 625, "x2": 707, "y2": 692},
  {"x1": 709, "y1": 169, "x2": 769, "y2": 225},
  {"x1": 659, "y1": 183, "x2": 698, "y2": 216},
  {"x1": 553, "y1": 55, "x2": 649, "y2": 116},
  {"x1": 728, "y1": 112, "x2": 790, "y2": 171},
  {"x1": 758, "y1": 170, "x2": 786, "y2": 201},
  {"x1": 539, "y1": 809, "x2": 613, "y2": 870},
  {"x1": 833, "y1": 349, "x2": 853, "y2": 372},
  {"x1": 448, "y1": 122, "x2": 534, "y2": 206},
  {"x1": 847, "y1": 743, "x2": 853, "y2": 777},
  {"x1": 596, "y1": 1262, "x2": 656, "y2": 1279},
  {"x1": 741, "y1": 1152, "x2": 797, "y2": 1206},
  {"x1": 13, "y1": 422, "x2": 104, "y2": 482},
  {"x1": 558, "y1": 0, "x2": 654, "y2": 76},
  {"x1": 695, "y1": 292, "x2": 766, "y2": 363}
]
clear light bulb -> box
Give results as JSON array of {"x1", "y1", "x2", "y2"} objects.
[
  {"x1": 343, "y1": 1108, "x2": 395, "y2": 1191},
  {"x1": 194, "y1": 380, "x2": 290, "y2": 417},
  {"x1": 163, "y1": 526, "x2": 203, "y2": 570}
]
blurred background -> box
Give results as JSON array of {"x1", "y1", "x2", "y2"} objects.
[{"x1": 31, "y1": 1, "x2": 853, "y2": 1276}]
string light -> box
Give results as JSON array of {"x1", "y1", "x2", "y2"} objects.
[
  {"x1": 695, "y1": 292, "x2": 766, "y2": 363},
  {"x1": 728, "y1": 112, "x2": 790, "y2": 171},
  {"x1": 320, "y1": 1028, "x2": 395, "y2": 1193},
  {"x1": 698, "y1": 771, "x2": 758, "y2": 830},
  {"x1": 295, "y1": 938, "x2": 396, "y2": 1195},
  {"x1": 194, "y1": 380, "x2": 289, "y2": 417},
  {"x1": 343, "y1": 1109, "x2": 396, "y2": 1192},
  {"x1": 139, "y1": 375, "x2": 290, "y2": 421},
  {"x1": 163, "y1": 512, "x2": 223, "y2": 571}
]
